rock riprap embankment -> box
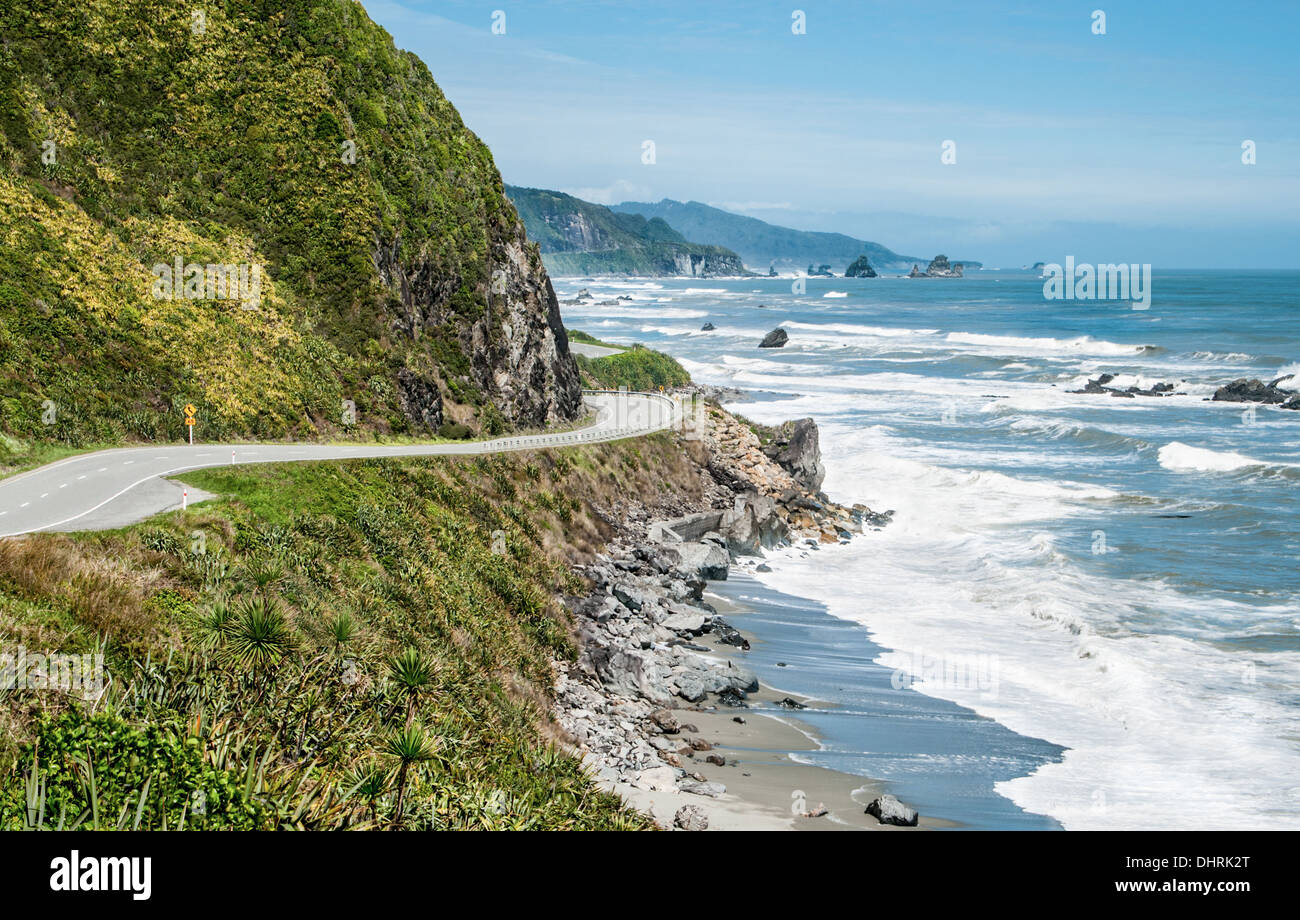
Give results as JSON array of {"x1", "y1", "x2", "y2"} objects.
[{"x1": 553, "y1": 399, "x2": 894, "y2": 827}]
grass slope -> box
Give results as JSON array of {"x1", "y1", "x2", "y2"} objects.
[
  {"x1": 0, "y1": 438, "x2": 711, "y2": 830},
  {"x1": 568, "y1": 331, "x2": 691, "y2": 392}
]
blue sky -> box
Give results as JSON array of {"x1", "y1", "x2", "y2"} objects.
[{"x1": 363, "y1": 1, "x2": 1299, "y2": 267}]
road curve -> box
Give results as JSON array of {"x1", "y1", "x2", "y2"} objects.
[{"x1": 0, "y1": 390, "x2": 679, "y2": 537}]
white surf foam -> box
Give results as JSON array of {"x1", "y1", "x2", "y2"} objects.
[
  {"x1": 947, "y1": 332, "x2": 1157, "y2": 356},
  {"x1": 740, "y1": 421, "x2": 1300, "y2": 830},
  {"x1": 1157, "y1": 442, "x2": 1267, "y2": 473}
]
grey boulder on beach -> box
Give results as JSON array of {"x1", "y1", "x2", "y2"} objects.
[{"x1": 866, "y1": 794, "x2": 919, "y2": 827}]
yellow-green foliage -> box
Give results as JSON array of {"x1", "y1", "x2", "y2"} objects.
[{"x1": 0, "y1": 0, "x2": 527, "y2": 451}]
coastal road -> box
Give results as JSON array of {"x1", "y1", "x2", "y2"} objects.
[
  {"x1": 569, "y1": 342, "x2": 625, "y2": 358},
  {"x1": 0, "y1": 390, "x2": 679, "y2": 537}
]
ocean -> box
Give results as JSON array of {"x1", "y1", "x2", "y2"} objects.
[{"x1": 555, "y1": 269, "x2": 1300, "y2": 830}]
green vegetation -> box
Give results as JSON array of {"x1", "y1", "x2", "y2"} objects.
[
  {"x1": 568, "y1": 332, "x2": 689, "y2": 392},
  {"x1": 0, "y1": 0, "x2": 542, "y2": 449},
  {"x1": 505, "y1": 186, "x2": 747, "y2": 276},
  {"x1": 565, "y1": 329, "x2": 615, "y2": 347},
  {"x1": 0, "y1": 444, "x2": 709, "y2": 829}
]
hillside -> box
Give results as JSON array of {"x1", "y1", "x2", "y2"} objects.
[
  {"x1": 505, "y1": 186, "x2": 747, "y2": 277},
  {"x1": 0, "y1": 441, "x2": 693, "y2": 829},
  {"x1": 0, "y1": 0, "x2": 580, "y2": 464},
  {"x1": 611, "y1": 199, "x2": 982, "y2": 273}
]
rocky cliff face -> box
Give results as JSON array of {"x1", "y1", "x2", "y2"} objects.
[
  {"x1": 475, "y1": 237, "x2": 582, "y2": 426},
  {"x1": 376, "y1": 228, "x2": 581, "y2": 429},
  {"x1": 670, "y1": 252, "x2": 747, "y2": 277}
]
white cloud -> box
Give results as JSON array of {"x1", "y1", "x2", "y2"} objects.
[{"x1": 559, "y1": 179, "x2": 654, "y2": 206}]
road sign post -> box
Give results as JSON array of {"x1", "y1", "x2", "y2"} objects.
[{"x1": 184, "y1": 404, "x2": 196, "y2": 445}]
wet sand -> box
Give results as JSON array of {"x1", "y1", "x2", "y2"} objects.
[{"x1": 596, "y1": 590, "x2": 953, "y2": 830}]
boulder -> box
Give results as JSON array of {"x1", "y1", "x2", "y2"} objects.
[
  {"x1": 674, "y1": 674, "x2": 707, "y2": 702},
  {"x1": 1070, "y1": 373, "x2": 1181, "y2": 398},
  {"x1": 670, "y1": 541, "x2": 730, "y2": 581},
  {"x1": 636, "y1": 766, "x2": 679, "y2": 792},
  {"x1": 660, "y1": 610, "x2": 707, "y2": 634},
  {"x1": 719, "y1": 492, "x2": 790, "y2": 555},
  {"x1": 590, "y1": 646, "x2": 672, "y2": 703},
  {"x1": 762, "y1": 418, "x2": 826, "y2": 491},
  {"x1": 722, "y1": 663, "x2": 759, "y2": 694},
  {"x1": 701, "y1": 322, "x2": 716, "y2": 331},
  {"x1": 758, "y1": 328, "x2": 789, "y2": 348},
  {"x1": 650, "y1": 708, "x2": 681, "y2": 734},
  {"x1": 679, "y1": 780, "x2": 727, "y2": 798},
  {"x1": 865, "y1": 793, "x2": 919, "y2": 827},
  {"x1": 673, "y1": 805, "x2": 709, "y2": 831}
]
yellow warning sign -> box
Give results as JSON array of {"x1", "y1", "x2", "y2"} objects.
[{"x1": 184, "y1": 404, "x2": 196, "y2": 426}]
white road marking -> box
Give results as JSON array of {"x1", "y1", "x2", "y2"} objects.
[
  {"x1": 123, "y1": 460, "x2": 134, "y2": 465},
  {"x1": 20, "y1": 502, "x2": 29, "y2": 508},
  {"x1": 40, "y1": 493, "x2": 48, "y2": 499},
  {"x1": 77, "y1": 475, "x2": 86, "y2": 480},
  {"x1": 59, "y1": 483, "x2": 68, "y2": 489},
  {"x1": 97, "y1": 467, "x2": 107, "y2": 472}
]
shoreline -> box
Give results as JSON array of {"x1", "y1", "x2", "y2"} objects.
[
  {"x1": 573, "y1": 584, "x2": 957, "y2": 831},
  {"x1": 551, "y1": 394, "x2": 936, "y2": 830}
]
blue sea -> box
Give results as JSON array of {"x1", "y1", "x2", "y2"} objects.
[{"x1": 556, "y1": 269, "x2": 1300, "y2": 830}]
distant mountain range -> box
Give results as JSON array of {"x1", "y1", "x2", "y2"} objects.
[
  {"x1": 505, "y1": 186, "x2": 747, "y2": 277},
  {"x1": 505, "y1": 186, "x2": 980, "y2": 277},
  {"x1": 611, "y1": 199, "x2": 981, "y2": 273}
]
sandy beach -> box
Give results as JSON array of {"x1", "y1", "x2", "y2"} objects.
[{"x1": 592, "y1": 592, "x2": 953, "y2": 831}]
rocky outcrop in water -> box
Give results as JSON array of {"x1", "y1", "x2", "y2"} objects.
[
  {"x1": 1069, "y1": 373, "x2": 1183, "y2": 398},
  {"x1": 909, "y1": 254, "x2": 963, "y2": 278},
  {"x1": 845, "y1": 255, "x2": 878, "y2": 278},
  {"x1": 759, "y1": 328, "x2": 788, "y2": 348},
  {"x1": 1211, "y1": 376, "x2": 1300, "y2": 409}
]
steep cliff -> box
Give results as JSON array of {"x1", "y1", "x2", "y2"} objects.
[{"x1": 0, "y1": 0, "x2": 580, "y2": 452}]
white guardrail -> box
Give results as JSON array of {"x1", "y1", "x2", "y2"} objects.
[{"x1": 469, "y1": 389, "x2": 682, "y2": 453}]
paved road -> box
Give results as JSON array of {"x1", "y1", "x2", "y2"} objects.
[
  {"x1": 569, "y1": 342, "x2": 625, "y2": 358},
  {"x1": 0, "y1": 390, "x2": 679, "y2": 537}
]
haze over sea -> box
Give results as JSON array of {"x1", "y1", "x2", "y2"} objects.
[{"x1": 557, "y1": 269, "x2": 1300, "y2": 830}]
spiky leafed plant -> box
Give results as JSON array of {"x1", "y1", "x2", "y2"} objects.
[
  {"x1": 329, "y1": 612, "x2": 356, "y2": 651},
  {"x1": 388, "y1": 647, "x2": 434, "y2": 728},
  {"x1": 344, "y1": 760, "x2": 389, "y2": 826},
  {"x1": 243, "y1": 558, "x2": 284, "y2": 595},
  {"x1": 382, "y1": 724, "x2": 433, "y2": 829},
  {"x1": 223, "y1": 596, "x2": 296, "y2": 669},
  {"x1": 193, "y1": 599, "x2": 235, "y2": 650}
]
